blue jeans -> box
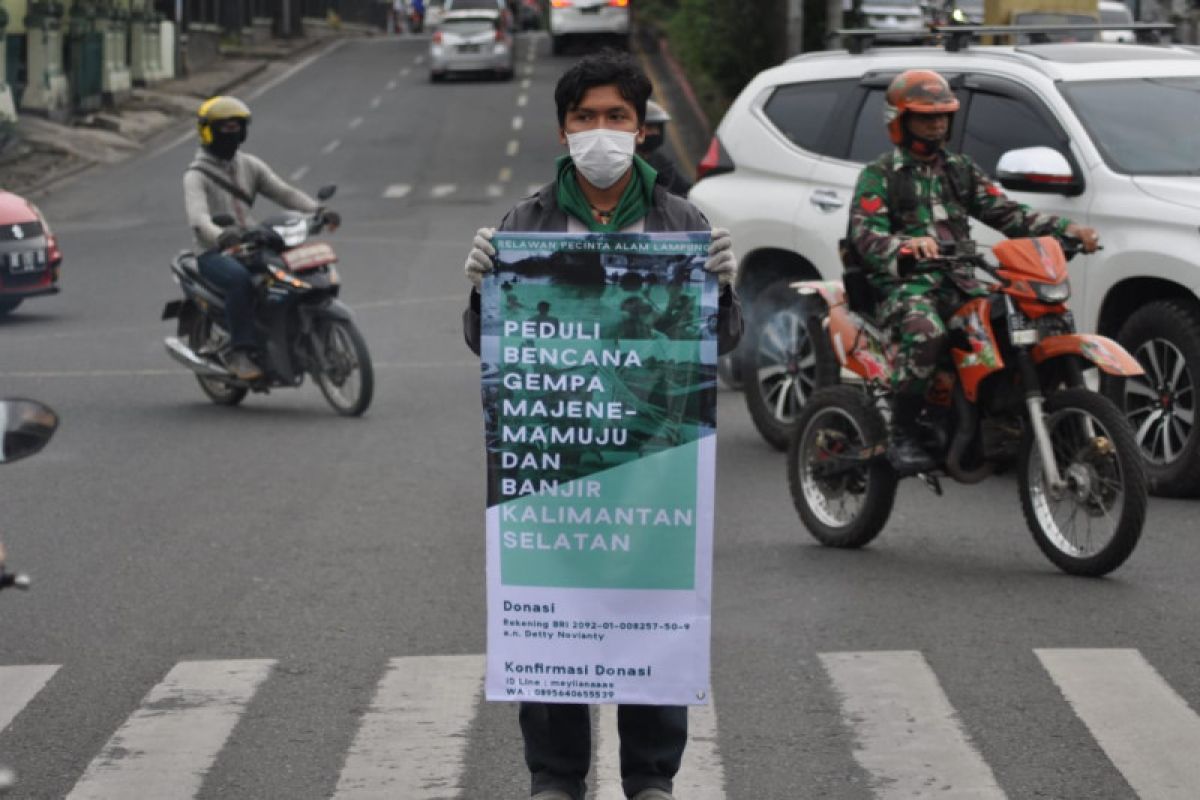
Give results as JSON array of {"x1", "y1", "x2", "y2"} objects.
[
  {"x1": 520, "y1": 702, "x2": 686, "y2": 799},
  {"x1": 197, "y1": 250, "x2": 257, "y2": 351}
]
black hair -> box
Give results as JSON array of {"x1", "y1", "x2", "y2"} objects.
[{"x1": 554, "y1": 49, "x2": 652, "y2": 128}]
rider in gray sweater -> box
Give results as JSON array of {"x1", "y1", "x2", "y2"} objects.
[{"x1": 182, "y1": 96, "x2": 340, "y2": 380}]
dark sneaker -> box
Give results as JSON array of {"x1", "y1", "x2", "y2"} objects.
[
  {"x1": 887, "y1": 427, "x2": 936, "y2": 475},
  {"x1": 225, "y1": 350, "x2": 263, "y2": 382}
]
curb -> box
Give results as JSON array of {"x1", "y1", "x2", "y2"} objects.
[{"x1": 657, "y1": 38, "x2": 711, "y2": 141}]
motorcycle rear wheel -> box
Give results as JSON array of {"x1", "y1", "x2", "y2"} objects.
[
  {"x1": 788, "y1": 385, "x2": 897, "y2": 548},
  {"x1": 313, "y1": 318, "x2": 374, "y2": 417},
  {"x1": 189, "y1": 314, "x2": 248, "y2": 407},
  {"x1": 1019, "y1": 388, "x2": 1147, "y2": 577}
]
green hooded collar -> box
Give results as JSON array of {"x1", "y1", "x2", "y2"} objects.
[{"x1": 555, "y1": 154, "x2": 658, "y2": 232}]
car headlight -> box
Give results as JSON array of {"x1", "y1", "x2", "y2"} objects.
[{"x1": 1031, "y1": 281, "x2": 1071, "y2": 304}]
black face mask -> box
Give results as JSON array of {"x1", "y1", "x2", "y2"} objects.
[
  {"x1": 206, "y1": 123, "x2": 247, "y2": 161},
  {"x1": 641, "y1": 132, "x2": 665, "y2": 153}
]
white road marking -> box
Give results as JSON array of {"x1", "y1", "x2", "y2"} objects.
[
  {"x1": 595, "y1": 701, "x2": 726, "y2": 799},
  {"x1": 506, "y1": 140, "x2": 520, "y2": 157},
  {"x1": 414, "y1": 55, "x2": 426, "y2": 64},
  {"x1": 521, "y1": 78, "x2": 531, "y2": 90},
  {"x1": 522, "y1": 64, "x2": 533, "y2": 77},
  {"x1": 0, "y1": 665, "x2": 60, "y2": 734},
  {"x1": 370, "y1": 96, "x2": 382, "y2": 109},
  {"x1": 386, "y1": 80, "x2": 398, "y2": 90},
  {"x1": 1037, "y1": 648, "x2": 1200, "y2": 800},
  {"x1": 331, "y1": 655, "x2": 482, "y2": 799},
  {"x1": 322, "y1": 139, "x2": 342, "y2": 155},
  {"x1": 498, "y1": 166, "x2": 512, "y2": 182},
  {"x1": 512, "y1": 115, "x2": 524, "y2": 131},
  {"x1": 349, "y1": 117, "x2": 364, "y2": 130},
  {"x1": 431, "y1": 183, "x2": 458, "y2": 198},
  {"x1": 290, "y1": 165, "x2": 310, "y2": 182},
  {"x1": 383, "y1": 183, "x2": 412, "y2": 199},
  {"x1": 65, "y1": 660, "x2": 274, "y2": 800},
  {"x1": 517, "y1": 94, "x2": 528, "y2": 107},
  {"x1": 820, "y1": 651, "x2": 1006, "y2": 799},
  {"x1": 400, "y1": 67, "x2": 411, "y2": 77},
  {"x1": 486, "y1": 184, "x2": 504, "y2": 198}
]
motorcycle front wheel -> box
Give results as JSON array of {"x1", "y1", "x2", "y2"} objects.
[
  {"x1": 313, "y1": 318, "x2": 374, "y2": 417},
  {"x1": 1019, "y1": 388, "x2": 1147, "y2": 577},
  {"x1": 189, "y1": 313, "x2": 248, "y2": 407},
  {"x1": 788, "y1": 385, "x2": 897, "y2": 548}
]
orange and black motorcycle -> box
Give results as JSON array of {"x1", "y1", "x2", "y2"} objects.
[{"x1": 787, "y1": 236, "x2": 1147, "y2": 577}]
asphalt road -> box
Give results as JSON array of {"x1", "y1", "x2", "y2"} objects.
[{"x1": 1, "y1": 34, "x2": 1199, "y2": 800}]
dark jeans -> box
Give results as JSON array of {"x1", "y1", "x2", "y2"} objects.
[
  {"x1": 197, "y1": 250, "x2": 257, "y2": 351},
  {"x1": 520, "y1": 702, "x2": 686, "y2": 799}
]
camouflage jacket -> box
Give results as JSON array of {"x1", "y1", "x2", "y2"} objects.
[{"x1": 848, "y1": 147, "x2": 1071, "y2": 297}]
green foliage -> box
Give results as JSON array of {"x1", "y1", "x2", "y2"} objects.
[{"x1": 659, "y1": 0, "x2": 787, "y2": 121}]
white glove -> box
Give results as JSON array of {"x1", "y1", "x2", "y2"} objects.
[
  {"x1": 705, "y1": 228, "x2": 737, "y2": 289},
  {"x1": 465, "y1": 227, "x2": 496, "y2": 289}
]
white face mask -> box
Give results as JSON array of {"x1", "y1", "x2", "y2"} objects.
[{"x1": 567, "y1": 128, "x2": 638, "y2": 189}]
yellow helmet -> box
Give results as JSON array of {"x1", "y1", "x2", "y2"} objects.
[{"x1": 197, "y1": 96, "x2": 251, "y2": 146}]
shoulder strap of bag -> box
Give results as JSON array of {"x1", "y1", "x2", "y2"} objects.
[{"x1": 187, "y1": 164, "x2": 254, "y2": 208}]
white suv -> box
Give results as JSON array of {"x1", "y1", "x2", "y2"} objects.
[{"x1": 689, "y1": 41, "x2": 1200, "y2": 497}]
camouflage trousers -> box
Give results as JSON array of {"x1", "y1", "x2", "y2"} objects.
[{"x1": 880, "y1": 284, "x2": 962, "y2": 396}]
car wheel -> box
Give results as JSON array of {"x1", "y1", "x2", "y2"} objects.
[
  {"x1": 0, "y1": 297, "x2": 23, "y2": 316},
  {"x1": 430, "y1": 71, "x2": 444, "y2": 83},
  {"x1": 743, "y1": 279, "x2": 839, "y2": 450},
  {"x1": 551, "y1": 35, "x2": 566, "y2": 55},
  {"x1": 1104, "y1": 298, "x2": 1200, "y2": 497}
]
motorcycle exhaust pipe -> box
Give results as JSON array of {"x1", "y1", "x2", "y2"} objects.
[
  {"x1": 945, "y1": 385, "x2": 992, "y2": 485},
  {"x1": 164, "y1": 337, "x2": 234, "y2": 380}
]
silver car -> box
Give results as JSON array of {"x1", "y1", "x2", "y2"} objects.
[{"x1": 429, "y1": 10, "x2": 516, "y2": 81}]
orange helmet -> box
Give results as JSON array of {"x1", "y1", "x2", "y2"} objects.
[{"x1": 883, "y1": 70, "x2": 960, "y2": 146}]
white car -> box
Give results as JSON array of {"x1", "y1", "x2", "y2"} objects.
[
  {"x1": 1099, "y1": 0, "x2": 1136, "y2": 42},
  {"x1": 429, "y1": 10, "x2": 515, "y2": 81},
  {"x1": 548, "y1": 0, "x2": 630, "y2": 55},
  {"x1": 689, "y1": 40, "x2": 1200, "y2": 496}
]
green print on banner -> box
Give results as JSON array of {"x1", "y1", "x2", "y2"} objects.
[{"x1": 498, "y1": 440, "x2": 700, "y2": 590}]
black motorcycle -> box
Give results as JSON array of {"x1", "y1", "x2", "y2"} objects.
[
  {"x1": 0, "y1": 397, "x2": 59, "y2": 795},
  {"x1": 162, "y1": 186, "x2": 374, "y2": 417}
]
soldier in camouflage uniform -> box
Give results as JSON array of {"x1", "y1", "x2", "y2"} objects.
[{"x1": 848, "y1": 69, "x2": 1099, "y2": 473}]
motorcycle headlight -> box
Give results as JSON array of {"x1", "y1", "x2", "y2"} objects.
[
  {"x1": 271, "y1": 218, "x2": 309, "y2": 248},
  {"x1": 1032, "y1": 281, "x2": 1070, "y2": 304}
]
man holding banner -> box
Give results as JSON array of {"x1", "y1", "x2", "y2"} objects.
[{"x1": 463, "y1": 51, "x2": 742, "y2": 800}]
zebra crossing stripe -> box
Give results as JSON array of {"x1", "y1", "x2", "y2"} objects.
[
  {"x1": 594, "y1": 700, "x2": 725, "y2": 799},
  {"x1": 331, "y1": 654, "x2": 483, "y2": 799},
  {"x1": 1037, "y1": 648, "x2": 1200, "y2": 800},
  {"x1": 820, "y1": 651, "x2": 1006, "y2": 799},
  {"x1": 64, "y1": 659, "x2": 274, "y2": 800},
  {"x1": 0, "y1": 665, "x2": 59, "y2": 734}
]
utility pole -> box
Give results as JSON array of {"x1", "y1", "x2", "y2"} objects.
[
  {"x1": 826, "y1": 0, "x2": 843, "y2": 48},
  {"x1": 786, "y1": 0, "x2": 804, "y2": 55}
]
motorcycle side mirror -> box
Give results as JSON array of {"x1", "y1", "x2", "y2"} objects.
[
  {"x1": 0, "y1": 399, "x2": 58, "y2": 465},
  {"x1": 212, "y1": 213, "x2": 236, "y2": 228},
  {"x1": 317, "y1": 185, "x2": 337, "y2": 202}
]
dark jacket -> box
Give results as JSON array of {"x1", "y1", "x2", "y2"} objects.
[
  {"x1": 642, "y1": 148, "x2": 693, "y2": 198},
  {"x1": 462, "y1": 181, "x2": 743, "y2": 355}
]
